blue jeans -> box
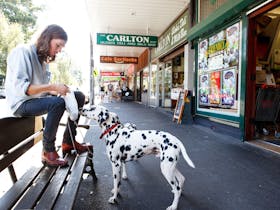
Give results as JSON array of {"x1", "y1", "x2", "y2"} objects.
[{"x1": 14, "y1": 91, "x2": 85, "y2": 152}]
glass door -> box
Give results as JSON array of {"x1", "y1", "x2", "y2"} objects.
[
  {"x1": 158, "y1": 64, "x2": 164, "y2": 107},
  {"x1": 163, "y1": 62, "x2": 172, "y2": 107}
]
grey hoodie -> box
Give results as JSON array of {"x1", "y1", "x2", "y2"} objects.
[{"x1": 5, "y1": 44, "x2": 50, "y2": 115}]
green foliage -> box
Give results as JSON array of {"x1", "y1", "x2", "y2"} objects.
[
  {"x1": 0, "y1": 12, "x2": 24, "y2": 75},
  {"x1": 50, "y1": 53, "x2": 84, "y2": 88},
  {"x1": 0, "y1": 0, "x2": 42, "y2": 41}
]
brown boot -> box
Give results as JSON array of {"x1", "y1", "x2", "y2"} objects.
[
  {"x1": 42, "y1": 151, "x2": 68, "y2": 167},
  {"x1": 62, "y1": 141, "x2": 93, "y2": 154}
]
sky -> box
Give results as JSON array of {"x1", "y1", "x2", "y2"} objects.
[{"x1": 32, "y1": 0, "x2": 91, "y2": 92}]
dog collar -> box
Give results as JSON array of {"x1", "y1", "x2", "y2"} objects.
[{"x1": 100, "y1": 123, "x2": 120, "y2": 139}]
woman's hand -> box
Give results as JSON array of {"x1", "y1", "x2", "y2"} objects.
[
  {"x1": 26, "y1": 83, "x2": 70, "y2": 96},
  {"x1": 53, "y1": 84, "x2": 70, "y2": 96}
]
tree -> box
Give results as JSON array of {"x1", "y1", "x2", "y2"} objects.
[
  {"x1": 0, "y1": 0, "x2": 42, "y2": 41},
  {"x1": 0, "y1": 12, "x2": 24, "y2": 75},
  {"x1": 49, "y1": 53, "x2": 84, "y2": 88}
]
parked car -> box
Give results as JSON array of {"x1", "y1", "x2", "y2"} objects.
[{"x1": 0, "y1": 74, "x2": 6, "y2": 98}]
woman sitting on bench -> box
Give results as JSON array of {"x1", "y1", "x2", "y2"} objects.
[{"x1": 5, "y1": 24, "x2": 92, "y2": 167}]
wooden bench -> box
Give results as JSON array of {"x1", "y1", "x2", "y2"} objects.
[{"x1": 0, "y1": 116, "x2": 97, "y2": 210}]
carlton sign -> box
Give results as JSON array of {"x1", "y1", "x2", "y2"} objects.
[{"x1": 97, "y1": 33, "x2": 158, "y2": 47}]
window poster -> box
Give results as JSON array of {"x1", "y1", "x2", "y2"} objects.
[
  {"x1": 222, "y1": 68, "x2": 236, "y2": 106},
  {"x1": 209, "y1": 71, "x2": 221, "y2": 105},
  {"x1": 199, "y1": 74, "x2": 209, "y2": 104},
  {"x1": 198, "y1": 39, "x2": 208, "y2": 71},
  {"x1": 197, "y1": 22, "x2": 240, "y2": 115},
  {"x1": 224, "y1": 23, "x2": 240, "y2": 68}
]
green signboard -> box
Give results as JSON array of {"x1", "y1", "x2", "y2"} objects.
[
  {"x1": 151, "y1": 10, "x2": 189, "y2": 59},
  {"x1": 97, "y1": 33, "x2": 158, "y2": 47}
]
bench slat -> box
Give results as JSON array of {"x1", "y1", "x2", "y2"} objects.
[
  {"x1": 0, "y1": 167, "x2": 42, "y2": 210},
  {"x1": 13, "y1": 166, "x2": 57, "y2": 210},
  {"x1": 53, "y1": 153, "x2": 88, "y2": 210},
  {"x1": 34, "y1": 155, "x2": 76, "y2": 210}
]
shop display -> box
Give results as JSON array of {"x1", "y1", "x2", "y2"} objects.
[{"x1": 197, "y1": 22, "x2": 240, "y2": 114}]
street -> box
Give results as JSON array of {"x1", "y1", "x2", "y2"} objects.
[{"x1": 74, "y1": 101, "x2": 280, "y2": 210}]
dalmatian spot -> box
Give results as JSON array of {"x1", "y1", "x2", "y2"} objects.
[
  {"x1": 164, "y1": 146, "x2": 168, "y2": 150},
  {"x1": 168, "y1": 143, "x2": 173, "y2": 147},
  {"x1": 114, "y1": 174, "x2": 117, "y2": 179},
  {"x1": 148, "y1": 131, "x2": 152, "y2": 133},
  {"x1": 171, "y1": 181, "x2": 175, "y2": 185},
  {"x1": 125, "y1": 145, "x2": 131, "y2": 151},
  {"x1": 120, "y1": 145, "x2": 125, "y2": 153},
  {"x1": 164, "y1": 139, "x2": 169, "y2": 144},
  {"x1": 173, "y1": 144, "x2": 178, "y2": 149},
  {"x1": 142, "y1": 134, "x2": 147, "y2": 140},
  {"x1": 121, "y1": 154, "x2": 128, "y2": 161},
  {"x1": 177, "y1": 186, "x2": 181, "y2": 191},
  {"x1": 162, "y1": 134, "x2": 166, "y2": 138},
  {"x1": 169, "y1": 157, "x2": 174, "y2": 162},
  {"x1": 126, "y1": 134, "x2": 131, "y2": 139},
  {"x1": 122, "y1": 131, "x2": 128, "y2": 136},
  {"x1": 116, "y1": 155, "x2": 120, "y2": 160}
]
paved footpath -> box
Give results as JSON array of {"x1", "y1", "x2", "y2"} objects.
[{"x1": 74, "y1": 102, "x2": 280, "y2": 210}]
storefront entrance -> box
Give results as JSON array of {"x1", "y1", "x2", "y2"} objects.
[{"x1": 246, "y1": 1, "x2": 280, "y2": 147}]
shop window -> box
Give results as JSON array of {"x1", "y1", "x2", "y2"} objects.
[
  {"x1": 199, "y1": 0, "x2": 228, "y2": 22},
  {"x1": 197, "y1": 22, "x2": 240, "y2": 116}
]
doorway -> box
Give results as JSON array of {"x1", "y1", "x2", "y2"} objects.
[{"x1": 246, "y1": 1, "x2": 280, "y2": 147}]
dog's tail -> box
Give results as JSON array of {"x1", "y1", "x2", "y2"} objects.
[{"x1": 178, "y1": 140, "x2": 195, "y2": 168}]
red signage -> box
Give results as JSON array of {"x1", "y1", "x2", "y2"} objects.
[
  {"x1": 100, "y1": 72, "x2": 124, "y2": 76},
  {"x1": 100, "y1": 56, "x2": 138, "y2": 64}
]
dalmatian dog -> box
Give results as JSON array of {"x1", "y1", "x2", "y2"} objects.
[{"x1": 81, "y1": 105, "x2": 195, "y2": 210}]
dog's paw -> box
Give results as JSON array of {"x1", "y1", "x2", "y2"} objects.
[
  {"x1": 108, "y1": 196, "x2": 116, "y2": 204},
  {"x1": 166, "y1": 205, "x2": 177, "y2": 210},
  {"x1": 122, "y1": 174, "x2": 128, "y2": 180}
]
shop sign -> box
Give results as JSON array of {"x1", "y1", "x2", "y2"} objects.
[
  {"x1": 100, "y1": 72, "x2": 124, "y2": 76},
  {"x1": 100, "y1": 56, "x2": 138, "y2": 64},
  {"x1": 151, "y1": 10, "x2": 189, "y2": 59},
  {"x1": 97, "y1": 33, "x2": 158, "y2": 47}
]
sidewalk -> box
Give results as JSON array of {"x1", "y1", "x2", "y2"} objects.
[{"x1": 74, "y1": 101, "x2": 280, "y2": 210}]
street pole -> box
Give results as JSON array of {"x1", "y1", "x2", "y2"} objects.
[{"x1": 90, "y1": 34, "x2": 94, "y2": 105}]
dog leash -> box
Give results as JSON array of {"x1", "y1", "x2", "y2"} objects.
[{"x1": 66, "y1": 119, "x2": 93, "y2": 157}]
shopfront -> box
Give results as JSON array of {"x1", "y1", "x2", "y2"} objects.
[
  {"x1": 188, "y1": 0, "x2": 275, "y2": 141},
  {"x1": 151, "y1": 8, "x2": 189, "y2": 109}
]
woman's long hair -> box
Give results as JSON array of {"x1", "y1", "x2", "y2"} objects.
[{"x1": 36, "y1": 24, "x2": 68, "y2": 64}]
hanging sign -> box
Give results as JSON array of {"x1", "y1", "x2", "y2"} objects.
[
  {"x1": 97, "y1": 33, "x2": 158, "y2": 47},
  {"x1": 100, "y1": 72, "x2": 124, "y2": 76},
  {"x1": 100, "y1": 56, "x2": 138, "y2": 64}
]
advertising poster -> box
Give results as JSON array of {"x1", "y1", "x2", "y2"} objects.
[
  {"x1": 224, "y1": 23, "x2": 239, "y2": 68},
  {"x1": 198, "y1": 39, "x2": 208, "y2": 70},
  {"x1": 222, "y1": 69, "x2": 236, "y2": 106},
  {"x1": 208, "y1": 31, "x2": 226, "y2": 71},
  {"x1": 199, "y1": 74, "x2": 209, "y2": 104},
  {"x1": 209, "y1": 71, "x2": 221, "y2": 105}
]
